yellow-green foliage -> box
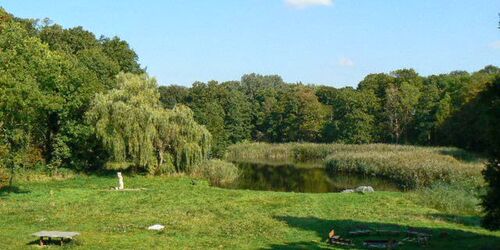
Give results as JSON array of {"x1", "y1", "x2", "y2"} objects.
[
  {"x1": 192, "y1": 159, "x2": 239, "y2": 187},
  {"x1": 226, "y1": 142, "x2": 485, "y2": 189},
  {"x1": 87, "y1": 73, "x2": 211, "y2": 174},
  {"x1": 0, "y1": 167, "x2": 8, "y2": 188}
]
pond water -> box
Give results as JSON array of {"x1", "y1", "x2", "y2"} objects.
[{"x1": 224, "y1": 162, "x2": 401, "y2": 193}]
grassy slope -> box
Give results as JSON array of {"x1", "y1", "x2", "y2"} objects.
[{"x1": 0, "y1": 176, "x2": 499, "y2": 249}]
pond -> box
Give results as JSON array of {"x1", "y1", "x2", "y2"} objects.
[{"x1": 223, "y1": 162, "x2": 401, "y2": 193}]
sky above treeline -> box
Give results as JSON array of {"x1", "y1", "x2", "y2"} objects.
[{"x1": 2, "y1": 0, "x2": 499, "y2": 87}]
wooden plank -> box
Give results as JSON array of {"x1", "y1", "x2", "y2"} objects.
[{"x1": 32, "y1": 231, "x2": 79, "y2": 238}]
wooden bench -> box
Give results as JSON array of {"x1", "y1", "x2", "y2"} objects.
[{"x1": 32, "y1": 231, "x2": 79, "y2": 246}]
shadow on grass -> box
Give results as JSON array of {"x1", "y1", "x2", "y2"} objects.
[
  {"x1": 263, "y1": 241, "x2": 332, "y2": 250},
  {"x1": 263, "y1": 216, "x2": 500, "y2": 250},
  {"x1": 26, "y1": 238, "x2": 76, "y2": 247},
  {"x1": 0, "y1": 186, "x2": 30, "y2": 197}
]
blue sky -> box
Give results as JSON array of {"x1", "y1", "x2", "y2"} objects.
[{"x1": 2, "y1": 0, "x2": 499, "y2": 87}]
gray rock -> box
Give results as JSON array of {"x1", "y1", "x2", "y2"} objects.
[
  {"x1": 355, "y1": 186, "x2": 375, "y2": 193},
  {"x1": 341, "y1": 189, "x2": 355, "y2": 193}
]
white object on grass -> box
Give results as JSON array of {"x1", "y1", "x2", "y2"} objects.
[
  {"x1": 148, "y1": 224, "x2": 165, "y2": 231},
  {"x1": 117, "y1": 172, "x2": 124, "y2": 190}
]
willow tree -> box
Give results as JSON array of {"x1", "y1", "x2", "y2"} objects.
[{"x1": 86, "y1": 73, "x2": 211, "y2": 175}]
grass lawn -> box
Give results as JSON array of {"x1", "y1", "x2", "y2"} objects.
[{"x1": 0, "y1": 175, "x2": 499, "y2": 249}]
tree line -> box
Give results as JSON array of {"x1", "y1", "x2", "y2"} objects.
[{"x1": 160, "y1": 68, "x2": 499, "y2": 157}]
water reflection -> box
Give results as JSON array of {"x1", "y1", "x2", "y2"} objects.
[{"x1": 224, "y1": 162, "x2": 401, "y2": 193}]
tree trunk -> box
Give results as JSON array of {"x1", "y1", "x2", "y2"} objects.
[
  {"x1": 117, "y1": 172, "x2": 124, "y2": 190},
  {"x1": 158, "y1": 149, "x2": 164, "y2": 167}
]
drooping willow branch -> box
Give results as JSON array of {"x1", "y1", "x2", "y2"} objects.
[{"x1": 87, "y1": 73, "x2": 211, "y2": 174}]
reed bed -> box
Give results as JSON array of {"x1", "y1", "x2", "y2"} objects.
[{"x1": 325, "y1": 150, "x2": 483, "y2": 189}]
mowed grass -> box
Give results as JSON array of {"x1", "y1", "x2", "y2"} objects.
[{"x1": 1, "y1": 175, "x2": 499, "y2": 249}]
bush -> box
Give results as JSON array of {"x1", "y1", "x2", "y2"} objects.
[
  {"x1": 482, "y1": 158, "x2": 500, "y2": 230},
  {"x1": 0, "y1": 167, "x2": 8, "y2": 188},
  {"x1": 413, "y1": 182, "x2": 481, "y2": 215},
  {"x1": 192, "y1": 160, "x2": 239, "y2": 187}
]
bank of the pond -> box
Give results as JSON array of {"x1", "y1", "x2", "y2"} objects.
[
  {"x1": 225, "y1": 143, "x2": 485, "y2": 189},
  {"x1": 1, "y1": 176, "x2": 499, "y2": 249},
  {"x1": 225, "y1": 162, "x2": 401, "y2": 193}
]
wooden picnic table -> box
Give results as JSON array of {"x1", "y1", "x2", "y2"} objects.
[{"x1": 32, "y1": 231, "x2": 79, "y2": 246}]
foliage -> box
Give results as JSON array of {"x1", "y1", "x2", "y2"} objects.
[
  {"x1": 478, "y1": 76, "x2": 500, "y2": 230},
  {"x1": 86, "y1": 73, "x2": 211, "y2": 174},
  {"x1": 482, "y1": 158, "x2": 500, "y2": 230},
  {"x1": 0, "y1": 8, "x2": 144, "y2": 173},
  {"x1": 0, "y1": 167, "x2": 7, "y2": 188},
  {"x1": 164, "y1": 80, "x2": 253, "y2": 157},
  {"x1": 192, "y1": 159, "x2": 239, "y2": 187},
  {"x1": 319, "y1": 87, "x2": 377, "y2": 143},
  {"x1": 157, "y1": 66, "x2": 499, "y2": 160}
]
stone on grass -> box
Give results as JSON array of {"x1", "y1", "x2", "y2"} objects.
[
  {"x1": 355, "y1": 186, "x2": 374, "y2": 193},
  {"x1": 148, "y1": 224, "x2": 165, "y2": 231},
  {"x1": 341, "y1": 189, "x2": 355, "y2": 193}
]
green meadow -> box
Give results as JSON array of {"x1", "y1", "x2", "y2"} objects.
[{"x1": 1, "y1": 174, "x2": 499, "y2": 249}]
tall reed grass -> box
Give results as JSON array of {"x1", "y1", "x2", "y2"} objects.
[{"x1": 191, "y1": 159, "x2": 239, "y2": 187}]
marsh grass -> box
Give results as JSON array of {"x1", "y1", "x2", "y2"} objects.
[
  {"x1": 325, "y1": 150, "x2": 483, "y2": 189},
  {"x1": 191, "y1": 160, "x2": 239, "y2": 187}
]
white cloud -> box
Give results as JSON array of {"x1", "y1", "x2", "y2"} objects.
[
  {"x1": 489, "y1": 40, "x2": 500, "y2": 49},
  {"x1": 339, "y1": 57, "x2": 354, "y2": 67},
  {"x1": 285, "y1": 0, "x2": 333, "y2": 9}
]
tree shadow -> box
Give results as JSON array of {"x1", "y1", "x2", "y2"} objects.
[
  {"x1": 438, "y1": 148, "x2": 484, "y2": 163},
  {"x1": 267, "y1": 216, "x2": 500, "y2": 250},
  {"x1": 262, "y1": 241, "x2": 333, "y2": 250},
  {"x1": 0, "y1": 186, "x2": 30, "y2": 197}
]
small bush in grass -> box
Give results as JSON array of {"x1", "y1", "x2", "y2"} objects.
[
  {"x1": 192, "y1": 160, "x2": 239, "y2": 187},
  {"x1": 414, "y1": 182, "x2": 482, "y2": 215}
]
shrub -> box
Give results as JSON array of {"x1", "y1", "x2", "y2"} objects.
[
  {"x1": 482, "y1": 158, "x2": 500, "y2": 230},
  {"x1": 192, "y1": 160, "x2": 239, "y2": 187},
  {"x1": 0, "y1": 167, "x2": 8, "y2": 188},
  {"x1": 413, "y1": 181, "x2": 481, "y2": 215}
]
